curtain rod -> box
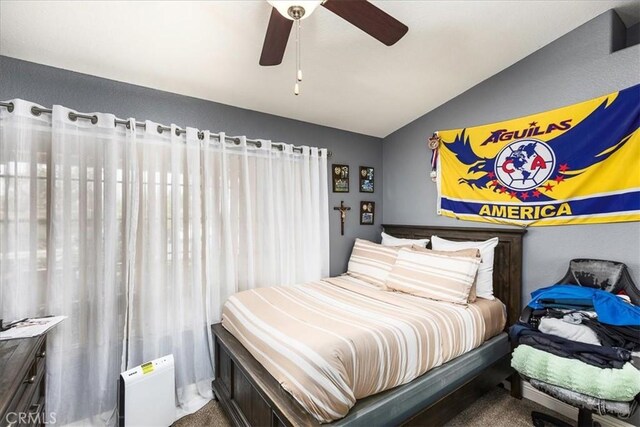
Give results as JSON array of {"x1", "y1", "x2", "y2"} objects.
[{"x1": 0, "y1": 101, "x2": 332, "y2": 158}]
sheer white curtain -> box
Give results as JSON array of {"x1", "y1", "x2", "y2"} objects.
[
  {"x1": 0, "y1": 98, "x2": 330, "y2": 426},
  {"x1": 46, "y1": 106, "x2": 132, "y2": 425},
  {"x1": 126, "y1": 124, "x2": 213, "y2": 415},
  {"x1": 0, "y1": 100, "x2": 50, "y2": 321},
  {"x1": 1, "y1": 100, "x2": 133, "y2": 425},
  {"x1": 201, "y1": 134, "x2": 330, "y2": 322}
]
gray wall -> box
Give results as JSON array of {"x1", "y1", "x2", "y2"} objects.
[
  {"x1": 627, "y1": 22, "x2": 640, "y2": 47},
  {"x1": 0, "y1": 56, "x2": 383, "y2": 276},
  {"x1": 382, "y1": 10, "x2": 640, "y2": 303}
]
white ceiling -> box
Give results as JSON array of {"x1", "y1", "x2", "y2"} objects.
[{"x1": 1, "y1": 1, "x2": 639, "y2": 137}]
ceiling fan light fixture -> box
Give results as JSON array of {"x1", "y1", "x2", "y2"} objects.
[{"x1": 267, "y1": 1, "x2": 322, "y2": 20}]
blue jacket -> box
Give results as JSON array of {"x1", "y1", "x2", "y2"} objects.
[{"x1": 528, "y1": 284, "x2": 640, "y2": 326}]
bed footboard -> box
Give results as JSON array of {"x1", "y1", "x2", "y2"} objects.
[
  {"x1": 212, "y1": 324, "x2": 515, "y2": 427},
  {"x1": 212, "y1": 323, "x2": 320, "y2": 427}
]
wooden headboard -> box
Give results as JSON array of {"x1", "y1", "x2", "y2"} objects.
[{"x1": 382, "y1": 224, "x2": 526, "y2": 328}]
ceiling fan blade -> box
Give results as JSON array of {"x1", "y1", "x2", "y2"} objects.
[
  {"x1": 322, "y1": 0, "x2": 408, "y2": 46},
  {"x1": 260, "y1": 7, "x2": 294, "y2": 66}
]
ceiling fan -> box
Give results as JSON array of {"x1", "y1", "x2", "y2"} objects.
[{"x1": 260, "y1": 0, "x2": 408, "y2": 94}]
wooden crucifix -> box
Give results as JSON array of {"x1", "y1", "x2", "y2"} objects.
[{"x1": 333, "y1": 201, "x2": 351, "y2": 236}]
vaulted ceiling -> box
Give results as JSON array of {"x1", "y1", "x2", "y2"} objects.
[{"x1": 1, "y1": 1, "x2": 638, "y2": 137}]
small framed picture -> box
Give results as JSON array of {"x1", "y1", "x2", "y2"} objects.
[
  {"x1": 332, "y1": 164, "x2": 349, "y2": 193},
  {"x1": 359, "y1": 166, "x2": 374, "y2": 193},
  {"x1": 360, "y1": 201, "x2": 375, "y2": 225}
]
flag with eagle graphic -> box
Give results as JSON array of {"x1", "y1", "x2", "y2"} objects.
[{"x1": 435, "y1": 84, "x2": 640, "y2": 226}]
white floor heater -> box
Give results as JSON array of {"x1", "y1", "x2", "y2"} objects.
[{"x1": 118, "y1": 354, "x2": 176, "y2": 427}]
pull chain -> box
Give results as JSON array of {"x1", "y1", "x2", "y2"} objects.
[{"x1": 294, "y1": 19, "x2": 301, "y2": 95}]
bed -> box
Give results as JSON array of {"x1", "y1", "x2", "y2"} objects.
[{"x1": 211, "y1": 224, "x2": 526, "y2": 426}]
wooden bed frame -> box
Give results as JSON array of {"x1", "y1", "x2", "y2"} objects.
[{"x1": 211, "y1": 224, "x2": 526, "y2": 427}]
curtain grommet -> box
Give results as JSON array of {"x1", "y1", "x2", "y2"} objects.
[
  {"x1": 157, "y1": 125, "x2": 164, "y2": 134},
  {"x1": 234, "y1": 139, "x2": 241, "y2": 145},
  {"x1": 198, "y1": 131, "x2": 205, "y2": 140},
  {"x1": 68, "y1": 112, "x2": 98, "y2": 124},
  {"x1": 256, "y1": 141, "x2": 262, "y2": 148},
  {"x1": 31, "y1": 106, "x2": 42, "y2": 117},
  {"x1": 6, "y1": 102, "x2": 14, "y2": 113}
]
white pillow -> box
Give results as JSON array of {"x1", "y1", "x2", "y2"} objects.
[
  {"x1": 430, "y1": 236, "x2": 499, "y2": 300},
  {"x1": 381, "y1": 232, "x2": 429, "y2": 248}
]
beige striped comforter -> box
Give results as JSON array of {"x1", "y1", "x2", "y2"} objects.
[{"x1": 221, "y1": 275, "x2": 505, "y2": 423}]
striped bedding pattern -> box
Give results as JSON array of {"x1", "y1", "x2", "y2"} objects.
[
  {"x1": 409, "y1": 246, "x2": 481, "y2": 302},
  {"x1": 346, "y1": 238, "x2": 401, "y2": 288},
  {"x1": 385, "y1": 248, "x2": 480, "y2": 305},
  {"x1": 221, "y1": 275, "x2": 506, "y2": 423}
]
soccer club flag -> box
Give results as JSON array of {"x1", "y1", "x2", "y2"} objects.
[{"x1": 435, "y1": 84, "x2": 640, "y2": 226}]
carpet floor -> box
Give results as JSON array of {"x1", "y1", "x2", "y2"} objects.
[{"x1": 173, "y1": 386, "x2": 572, "y2": 426}]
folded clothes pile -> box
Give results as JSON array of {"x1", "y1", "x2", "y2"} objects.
[{"x1": 510, "y1": 284, "x2": 640, "y2": 419}]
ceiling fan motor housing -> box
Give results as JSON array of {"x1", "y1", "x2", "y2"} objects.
[{"x1": 288, "y1": 5, "x2": 305, "y2": 20}]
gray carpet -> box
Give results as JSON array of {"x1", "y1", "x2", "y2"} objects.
[
  {"x1": 444, "y1": 386, "x2": 572, "y2": 427},
  {"x1": 172, "y1": 399, "x2": 231, "y2": 427},
  {"x1": 174, "y1": 386, "x2": 572, "y2": 426}
]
